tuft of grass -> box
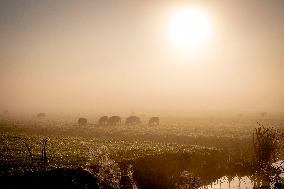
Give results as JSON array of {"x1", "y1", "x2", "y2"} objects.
[
  {"x1": 252, "y1": 123, "x2": 284, "y2": 187},
  {"x1": 16, "y1": 136, "x2": 49, "y2": 172},
  {"x1": 253, "y1": 122, "x2": 283, "y2": 168}
]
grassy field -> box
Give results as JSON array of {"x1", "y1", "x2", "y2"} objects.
[{"x1": 0, "y1": 116, "x2": 283, "y2": 188}]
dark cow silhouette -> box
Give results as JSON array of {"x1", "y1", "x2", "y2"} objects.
[
  {"x1": 125, "y1": 116, "x2": 141, "y2": 125},
  {"x1": 37, "y1": 113, "x2": 46, "y2": 118},
  {"x1": 78, "y1": 117, "x2": 87, "y2": 126},
  {"x1": 108, "y1": 116, "x2": 121, "y2": 126},
  {"x1": 148, "y1": 117, "x2": 159, "y2": 126},
  {"x1": 98, "y1": 116, "x2": 108, "y2": 126}
]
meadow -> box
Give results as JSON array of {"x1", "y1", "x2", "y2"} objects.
[{"x1": 0, "y1": 116, "x2": 283, "y2": 188}]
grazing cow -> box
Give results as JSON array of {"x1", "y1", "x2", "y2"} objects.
[
  {"x1": 98, "y1": 116, "x2": 108, "y2": 126},
  {"x1": 148, "y1": 117, "x2": 159, "y2": 126},
  {"x1": 37, "y1": 113, "x2": 46, "y2": 118},
  {"x1": 108, "y1": 116, "x2": 121, "y2": 126},
  {"x1": 78, "y1": 117, "x2": 87, "y2": 126},
  {"x1": 125, "y1": 116, "x2": 141, "y2": 125}
]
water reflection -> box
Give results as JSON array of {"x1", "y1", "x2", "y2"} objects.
[
  {"x1": 199, "y1": 160, "x2": 283, "y2": 189},
  {"x1": 199, "y1": 176, "x2": 254, "y2": 189}
]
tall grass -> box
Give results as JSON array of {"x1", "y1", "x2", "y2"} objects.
[
  {"x1": 252, "y1": 123, "x2": 284, "y2": 187},
  {"x1": 253, "y1": 122, "x2": 283, "y2": 168}
]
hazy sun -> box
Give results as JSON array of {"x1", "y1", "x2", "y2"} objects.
[{"x1": 168, "y1": 8, "x2": 211, "y2": 50}]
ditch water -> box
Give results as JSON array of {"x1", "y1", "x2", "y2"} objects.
[
  {"x1": 199, "y1": 160, "x2": 284, "y2": 189},
  {"x1": 199, "y1": 176, "x2": 255, "y2": 189}
]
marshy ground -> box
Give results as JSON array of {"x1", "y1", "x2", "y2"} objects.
[{"x1": 0, "y1": 116, "x2": 283, "y2": 188}]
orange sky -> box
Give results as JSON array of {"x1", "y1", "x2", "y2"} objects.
[{"x1": 0, "y1": 1, "x2": 284, "y2": 116}]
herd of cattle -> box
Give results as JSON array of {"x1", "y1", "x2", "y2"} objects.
[
  {"x1": 77, "y1": 116, "x2": 159, "y2": 126},
  {"x1": 34, "y1": 113, "x2": 159, "y2": 126}
]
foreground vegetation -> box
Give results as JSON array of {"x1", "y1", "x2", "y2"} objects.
[{"x1": 0, "y1": 117, "x2": 283, "y2": 188}]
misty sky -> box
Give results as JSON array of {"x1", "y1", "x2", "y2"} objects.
[{"x1": 0, "y1": 0, "x2": 284, "y2": 116}]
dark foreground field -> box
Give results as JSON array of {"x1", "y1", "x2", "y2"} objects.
[{"x1": 0, "y1": 117, "x2": 283, "y2": 188}]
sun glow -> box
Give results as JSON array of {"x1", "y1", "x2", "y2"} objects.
[{"x1": 168, "y1": 8, "x2": 212, "y2": 50}]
